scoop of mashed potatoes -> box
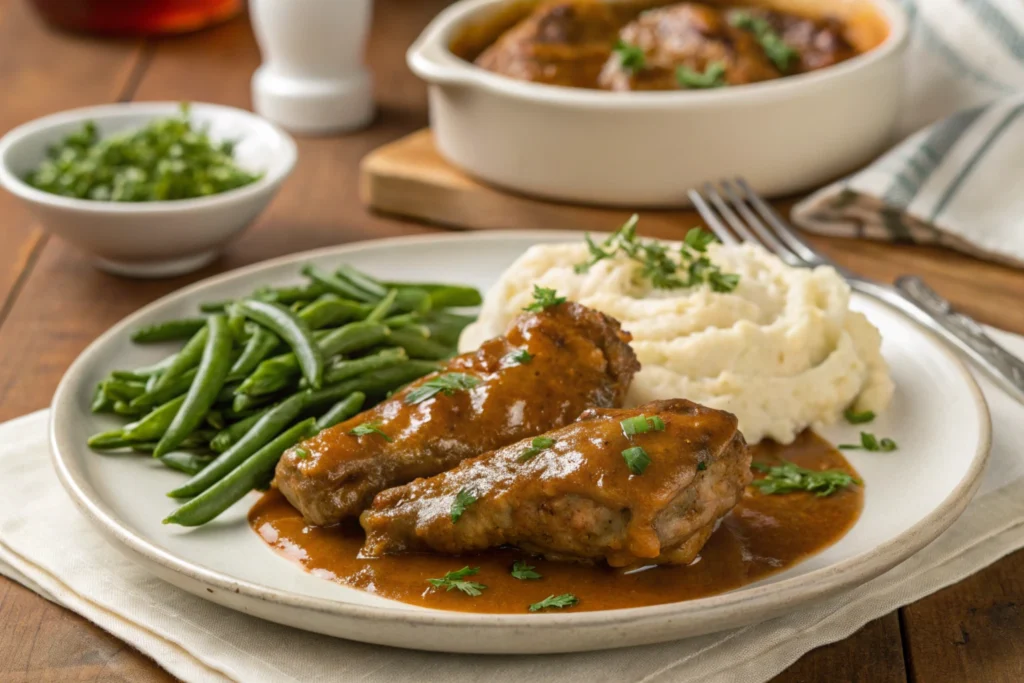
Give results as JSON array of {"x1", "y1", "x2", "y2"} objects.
[{"x1": 459, "y1": 241, "x2": 893, "y2": 444}]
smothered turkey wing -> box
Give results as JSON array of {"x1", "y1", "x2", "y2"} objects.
[
  {"x1": 360, "y1": 399, "x2": 750, "y2": 567},
  {"x1": 275, "y1": 302, "x2": 639, "y2": 526}
]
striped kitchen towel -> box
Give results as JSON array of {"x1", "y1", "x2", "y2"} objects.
[{"x1": 792, "y1": 0, "x2": 1024, "y2": 268}]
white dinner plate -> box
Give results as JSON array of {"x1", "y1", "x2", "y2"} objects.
[{"x1": 50, "y1": 232, "x2": 991, "y2": 654}]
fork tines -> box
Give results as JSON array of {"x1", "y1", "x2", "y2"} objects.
[{"x1": 688, "y1": 179, "x2": 824, "y2": 269}]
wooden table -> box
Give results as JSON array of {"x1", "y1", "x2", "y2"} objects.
[{"x1": 1, "y1": 1, "x2": 1022, "y2": 680}]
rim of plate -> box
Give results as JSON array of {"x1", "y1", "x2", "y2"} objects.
[{"x1": 49, "y1": 230, "x2": 993, "y2": 634}]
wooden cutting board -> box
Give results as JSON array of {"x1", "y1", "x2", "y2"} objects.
[{"x1": 359, "y1": 129, "x2": 727, "y2": 240}]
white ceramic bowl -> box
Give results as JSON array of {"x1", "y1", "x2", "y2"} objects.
[
  {"x1": 408, "y1": 0, "x2": 909, "y2": 207},
  {"x1": 0, "y1": 102, "x2": 297, "y2": 278}
]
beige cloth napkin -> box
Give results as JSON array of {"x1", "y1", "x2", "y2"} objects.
[{"x1": 2, "y1": 328, "x2": 1024, "y2": 683}]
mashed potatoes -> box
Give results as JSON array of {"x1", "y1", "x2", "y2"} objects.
[{"x1": 459, "y1": 241, "x2": 893, "y2": 444}]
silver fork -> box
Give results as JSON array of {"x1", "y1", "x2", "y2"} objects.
[{"x1": 689, "y1": 178, "x2": 1024, "y2": 405}]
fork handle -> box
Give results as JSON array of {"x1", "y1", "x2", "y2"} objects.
[{"x1": 888, "y1": 275, "x2": 1024, "y2": 404}]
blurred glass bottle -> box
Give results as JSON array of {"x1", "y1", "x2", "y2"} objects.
[{"x1": 29, "y1": 0, "x2": 242, "y2": 36}]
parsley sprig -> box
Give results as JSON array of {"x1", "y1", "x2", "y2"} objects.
[
  {"x1": 613, "y1": 39, "x2": 646, "y2": 72},
  {"x1": 843, "y1": 408, "x2": 876, "y2": 424},
  {"x1": 676, "y1": 61, "x2": 727, "y2": 89},
  {"x1": 839, "y1": 432, "x2": 898, "y2": 452},
  {"x1": 427, "y1": 567, "x2": 487, "y2": 597},
  {"x1": 511, "y1": 561, "x2": 542, "y2": 580},
  {"x1": 404, "y1": 372, "x2": 480, "y2": 405},
  {"x1": 523, "y1": 285, "x2": 567, "y2": 312},
  {"x1": 751, "y1": 461, "x2": 861, "y2": 496},
  {"x1": 504, "y1": 349, "x2": 533, "y2": 366},
  {"x1": 529, "y1": 593, "x2": 579, "y2": 612},
  {"x1": 450, "y1": 488, "x2": 478, "y2": 522},
  {"x1": 348, "y1": 421, "x2": 392, "y2": 442},
  {"x1": 729, "y1": 11, "x2": 798, "y2": 73},
  {"x1": 574, "y1": 215, "x2": 740, "y2": 293},
  {"x1": 517, "y1": 436, "x2": 556, "y2": 463}
]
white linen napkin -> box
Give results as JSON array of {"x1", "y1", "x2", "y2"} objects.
[
  {"x1": 1, "y1": 327, "x2": 1023, "y2": 683},
  {"x1": 791, "y1": 0, "x2": 1024, "y2": 268}
]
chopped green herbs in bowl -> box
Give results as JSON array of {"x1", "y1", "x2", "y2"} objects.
[
  {"x1": 25, "y1": 105, "x2": 262, "y2": 202},
  {"x1": 0, "y1": 102, "x2": 296, "y2": 277}
]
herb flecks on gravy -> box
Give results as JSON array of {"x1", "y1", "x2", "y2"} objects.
[
  {"x1": 462, "y1": 1, "x2": 870, "y2": 91},
  {"x1": 250, "y1": 430, "x2": 862, "y2": 614}
]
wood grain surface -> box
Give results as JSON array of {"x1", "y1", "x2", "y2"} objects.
[{"x1": 0, "y1": 1, "x2": 1022, "y2": 681}]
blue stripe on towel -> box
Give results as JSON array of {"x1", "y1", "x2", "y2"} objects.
[
  {"x1": 883, "y1": 106, "x2": 987, "y2": 206},
  {"x1": 962, "y1": 0, "x2": 1024, "y2": 63},
  {"x1": 929, "y1": 101, "x2": 1024, "y2": 221}
]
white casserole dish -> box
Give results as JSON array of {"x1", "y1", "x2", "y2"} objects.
[{"x1": 408, "y1": 0, "x2": 909, "y2": 207}]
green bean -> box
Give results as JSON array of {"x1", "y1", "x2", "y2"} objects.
[
  {"x1": 123, "y1": 353, "x2": 181, "y2": 380},
  {"x1": 232, "y1": 391, "x2": 281, "y2": 414},
  {"x1": 199, "y1": 299, "x2": 233, "y2": 313},
  {"x1": 298, "y1": 295, "x2": 370, "y2": 330},
  {"x1": 131, "y1": 318, "x2": 207, "y2": 344},
  {"x1": 150, "y1": 326, "x2": 208, "y2": 392},
  {"x1": 91, "y1": 385, "x2": 115, "y2": 413},
  {"x1": 335, "y1": 264, "x2": 388, "y2": 299},
  {"x1": 154, "y1": 315, "x2": 233, "y2": 457},
  {"x1": 210, "y1": 410, "x2": 267, "y2": 453},
  {"x1": 228, "y1": 310, "x2": 248, "y2": 343},
  {"x1": 238, "y1": 321, "x2": 389, "y2": 397},
  {"x1": 122, "y1": 395, "x2": 186, "y2": 442},
  {"x1": 102, "y1": 379, "x2": 147, "y2": 403},
  {"x1": 301, "y1": 265, "x2": 377, "y2": 303},
  {"x1": 237, "y1": 300, "x2": 324, "y2": 390},
  {"x1": 381, "y1": 313, "x2": 419, "y2": 328},
  {"x1": 227, "y1": 325, "x2": 280, "y2": 381},
  {"x1": 320, "y1": 348, "x2": 407, "y2": 386},
  {"x1": 254, "y1": 282, "x2": 327, "y2": 304},
  {"x1": 130, "y1": 368, "x2": 198, "y2": 410},
  {"x1": 163, "y1": 418, "x2": 318, "y2": 526},
  {"x1": 113, "y1": 401, "x2": 145, "y2": 417},
  {"x1": 366, "y1": 289, "x2": 398, "y2": 323},
  {"x1": 421, "y1": 311, "x2": 476, "y2": 347},
  {"x1": 386, "y1": 327, "x2": 455, "y2": 360},
  {"x1": 168, "y1": 392, "x2": 309, "y2": 498},
  {"x1": 132, "y1": 431, "x2": 212, "y2": 454},
  {"x1": 87, "y1": 429, "x2": 132, "y2": 450},
  {"x1": 304, "y1": 360, "x2": 439, "y2": 411},
  {"x1": 160, "y1": 452, "x2": 216, "y2": 476},
  {"x1": 206, "y1": 410, "x2": 226, "y2": 430},
  {"x1": 110, "y1": 370, "x2": 151, "y2": 382},
  {"x1": 383, "y1": 282, "x2": 483, "y2": 308},
  {"x1": 315, "y1": 392, "x2": 366, "y2": 431}
]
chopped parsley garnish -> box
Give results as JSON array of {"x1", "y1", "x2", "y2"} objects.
[
  {"x1": 574, "y1": 216, "x2": 739, "y2": 293},
  {"x1": 404, "y1": 372, "x2": 480, "y2": 405},
  {"x1": 293, "y1": 447, "x2": 310, "y2": 460},
  {"x1": 620, "y1": 414, "x2": 666, "y2": 437},
  {"x1": 843, "y1": 408, "x2": 876, "y2": 424},
  {"x1": 427, "y1": 566, "x2": 487, "y2": 596},
  {"x1": 517, "y1": 436, "x2": 556, "y2": 463},
  {"x1": 613, "y1": 39, "x2": 646, "y2": 72},
  {"x1": 523, "y1": 285, "x2": 567, "y2": 312},
  {"x1": 676, "y1": 61, "x2": 727, "y2": 89},
  {"x1": 529, "y1": 593, "x2": 579, "y2": 612},
  {"x1": 751, "y1": 461, "x2": 861, "y2": 497},
  {"x1": 838, "y1": 432, "x2": 898, "y2": 452},
  {"x1": 697, "y1": 461, "x2": 707, "y2": 471},
  {"x1": 348, "y1": 422, "x2": 392, "y2": 442},
  {"x1": 450, "y1": 488, "x2": 478, "y2": 522},
  {"x1": 622, "y1": 446, "x2": 652, "y2": 475},
  {"x1": 24, "y1": 103, "x2": 261, "y2": 202},
  {"x1": 511, "y1": 561, "x2": 542, "y2": 580},
  {"x1": 504, "y1": 349, "x2": 533, "y2": 366},
  {"x1": 729, "y1": 11, "x2": 798, "y2": 73}
]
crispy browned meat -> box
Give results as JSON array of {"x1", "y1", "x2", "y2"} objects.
[
  {"x1": 275, "y1": 303, "x2": 639, "y2": 526},
  {"x1": 474, "y1": 1, "x2": 632, "y2": 88},
  {"x1": 599, "y1": 4, "x2": 855, "y2": 91},
  {"x1": 360, "y1": 399, "x2": 751, "y2": 567}
]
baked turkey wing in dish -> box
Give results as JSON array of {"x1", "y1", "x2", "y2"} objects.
[
  {"x1": 275, "y1": 302, "x2": 639, "y2": 526},
  {"x1": 360, "y1": 399, "x2": 751, "y2": 567}
]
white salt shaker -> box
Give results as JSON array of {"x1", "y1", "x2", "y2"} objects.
[{"x1": 250, "y1": 0, "x2": 375, "y2": 135}]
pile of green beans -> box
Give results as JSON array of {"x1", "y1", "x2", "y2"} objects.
[{"x1": 87, "y1": 263, "x2": 480, "y2": 527}]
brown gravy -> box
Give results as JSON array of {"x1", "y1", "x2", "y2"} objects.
[{"x1": 250, "y1": 430, "x2": 861, "y2": 613}]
